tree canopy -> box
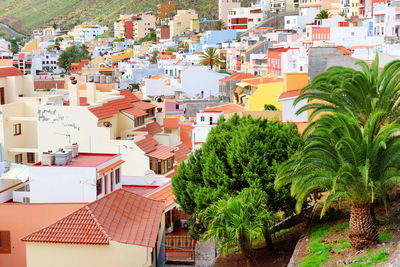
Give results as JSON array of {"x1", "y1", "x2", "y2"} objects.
[
  {"x1": 172, "y1": 115, "x2": 303, "y2": 231},
  {"x1": 57, "y1": 44, "x2": 90, "y2": 73}
]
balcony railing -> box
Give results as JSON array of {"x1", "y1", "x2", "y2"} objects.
[{"x1": 165, "y1": 235, "x2": 195, "y2": 263}]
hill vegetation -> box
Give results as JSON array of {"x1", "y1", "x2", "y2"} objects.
[{"x1": 0, "y1": 0, "x2": 255, "y2": 35}]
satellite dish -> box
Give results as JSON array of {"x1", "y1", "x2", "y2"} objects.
[
  {"x1": 62, "y1": 92, "x2": 69, "y2": 102},
  {"x1": 143, "y1": 170, "x2": 156, "y2": 185}
]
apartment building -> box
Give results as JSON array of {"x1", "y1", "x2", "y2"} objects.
[{"x1": 228, "y1": 6, "x2": 265, "y2": 32}]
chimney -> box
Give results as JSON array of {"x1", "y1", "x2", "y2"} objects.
[
  {"x1": 87, "y1": 82, "x2": 96, "y2": 104},
  {"x1": 69, "y1": 77, "x2": 80, "y2": 106}
]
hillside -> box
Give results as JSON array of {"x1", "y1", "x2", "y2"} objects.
[{"x1": 0, "y1": 0, "x2": 254, "y2": 35}]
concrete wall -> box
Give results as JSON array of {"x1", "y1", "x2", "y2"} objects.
[{"x1": 308, "y1": 47, "x2": 361, "y2": 83}]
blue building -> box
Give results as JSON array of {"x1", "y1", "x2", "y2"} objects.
[{"x1": 200, "y1": 29, "x2": 237, "y2": 45}]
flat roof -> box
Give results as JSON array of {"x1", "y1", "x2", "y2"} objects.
[
  {"x1": 32, "y1": 153, "x2": 119, "y2": 167},
  {"x1": 0, "y1": 179, "x2": 22, "y2": 193}
]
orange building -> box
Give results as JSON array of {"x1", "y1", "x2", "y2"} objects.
[{"x1": 0, "y1": 203, "x2": 85, "y2": 267}]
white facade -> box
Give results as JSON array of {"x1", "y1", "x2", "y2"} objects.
[
  {"x1": 180, "y1": 66, "x2": 228, "y2": 98},
  {"x1": 219, "y1": 0, "x2": 242, "y2": 25},
  {"x1": 192, "y1": 111, "x2": 223, "y2": 149},
  {"x1": 285, "y1": 8, "x2": 319, "y2": 31},
  {"x1": 279, "y1": 97, "x2": 308, "y2": 123},
  {"x1": 228, "y1": 6, "x2": 265, "y2": 32},
  {"x1": 71, "y1": 25, "x2": 108, "y2": 43},
  {"x1": 28, "y1": 153, "x2": 123, "y2": 203}
]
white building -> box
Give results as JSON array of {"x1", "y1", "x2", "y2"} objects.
[
  {"x1": 219, "y1": 0, "x2": 241, "y2": 25},
  {"x1": 180, "y1": 66, "x2": 228, "y2": 98},
  {"x1": 192, "y1": 110, "x2": 223, "y2": 149},
  {"x1": 70, "y1": 25, "x2": 108, "y2": 43},
  {"x1": 228, "y1": 6, "x2": 265, "y2": 32},
  {"x1": 285, "y1": 8, "x2": 319, "y2": 32},
  {"x1": 22, "y1": 151, "x2": 123, "y2": 203},
  {"x1": 277, "y1": 90, "x2": 308, "y2": 123}
]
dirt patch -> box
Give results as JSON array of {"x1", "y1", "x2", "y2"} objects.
[{"x1": 215, "y1": 222, "x2": 307, "y2": 267}]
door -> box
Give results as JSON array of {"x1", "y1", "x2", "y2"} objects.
[{"x1": 0, "y1": 87, "x2": 4, "y2": 105}]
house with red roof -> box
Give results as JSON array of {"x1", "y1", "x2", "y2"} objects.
[
  {"x1": 38, "y1": 82, "x2": 191, "y2": 177},
  {"x1": 219, "y1": 72, "x2": 256, "y2": 102},
  {"x1": 22, "y1": 189, "x2": 166, "y2": 267},
  {"x1": 19, "y1": 148, "x2": 124, "y2": 203},
  {"x1": 0, "y1": 66, "x2": 35, "y2": 105}
]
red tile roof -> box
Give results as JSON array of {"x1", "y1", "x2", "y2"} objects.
[
  {"x1": 147, "y1": 182, "x2": 175, "y2": 209},
  {"x1": 219, "y1": 72, "x2": 256, "y2": 82},
  {"x1": 89, "y1": 97, "x2": 133, "y2": 120},
  {"x1": 204, "y1": 103, "x2": 245, "y2": 114},
  {"x1": 135, "y1": 135, "x2": 158, "y2": 153},
  {"x1": 174, "y1": 143, "x2": 191, "y2": 162},
  {"x1": 163, "y1": 117, "x2": 179, "y2": 128},
  {"x1": 145, "y1": 121, "x2": 163, "y2": 135},
  {"x1": 242, "y1": 77, "x2": 283, "y2": 86},
  {"x1": 63, "y1": 97, "x2": 90, "y2": 107},
  {"x1": 122, "y1": 185, "x2": 158, "y2": 196},
  {"x1": 34, "y1": 80, "x2": 65, "y2": 89},
  {"x1": 132, "y1": 101, "x2": 157, "y2": 110},
  {"x1": 119, "y1": 89, "x2": 140, "y2": 103},
  {"x1": 122, "y1": 107, "x2": 148, "y2": 117},
  {"x1": 277, "y1": 89, "x2": 302, "y2": 101},
  {"x1": 0, "y1": 67, "x2": 24, "y2": 77},
  {"x1": 32, "y1": 153, "x2": 119, "y2": 167},
  {"x1": 147, "y1": 145, "x2": 175, "y2": 160},
  {"x1": 179, "y1": 124, "x2": 194, "y2": 150},
  {"x1": 22, "y1": 189, "x2": 165, "y2": 248}
]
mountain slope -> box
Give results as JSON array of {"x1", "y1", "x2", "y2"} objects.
[{"x1": 0, "y1": 0, "x2": 254, "y2": 35}]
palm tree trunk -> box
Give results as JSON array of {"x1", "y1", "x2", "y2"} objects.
[
  {"x1": 349, "y1": 205, "x2": 378, "y2": 249},
  {"x1": 238, "y1": 234, "x2": 251, "y2": 258},
  {"x1": 263, "y1": 226, "x2": 274, "y2": 251}
]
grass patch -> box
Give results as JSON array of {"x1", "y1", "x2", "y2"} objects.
[
  {"x1": 351, "y1": 249, "x2": 390, "y2": 267},
  {"x1": 300, "y1": 224, "x2": 334, "y2": 266},
  {"x1": 378, "y1": 230, "x2": 392, "y2": 242},
  {"x1": 333, "y1": 222, "x2": 349, "y2": 231}
]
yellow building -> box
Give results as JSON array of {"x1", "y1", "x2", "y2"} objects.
[
  {"x1": 108, "y1": 48, "x2": 134, "y2": 63},
  {"x1": 190, "y1": 18, "x2": 200, "y2": 33},
  {"x1": 235, "y1": 77, "x2": 284, "y2": 111},
  {"x1": 23, "y1": 189, "x2": 166, "y2": 267},
  {"x1": 170, "y1": 10, "x2": 199, "y2": 37},
  {"x1": 23, "y1": 39, "x2": 39, "y2": 53}
]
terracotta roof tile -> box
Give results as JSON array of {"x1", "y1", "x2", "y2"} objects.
[
  {"x1": 34, "y1": 80, "x2": 65, "y2": 89},
  {"x1": 219, "y1": 72, "x2": 256, "y2": 82},
  {"x1": 132, "y1": 101, "x2": 157, "y2": 110},
  {"x1": 22, "y1": 189, "x2": 165, "y2": 248},
  {"x1": 147, "y1": 182, "x2": 175, "y2": 209},
  {"x1": 204, "y1": 103, "x2": 245, "y2": 114},
  {"x1": 277, "y1": 89, "x2": 303, "y2": 101},
  {"x1": 174, "y1": 143, "x2": 191, "y2": 162},
  {"x1": 145, "y1": 121, "x2": 163, "y2": 135},
  {"x1": 147, "y1": 145, "x2": 175, "y2": 160},
  {"x1": 135, "y1": 135, "x2": 158, "y2": 154},
  {"x1": 0, "y1": 66, "x2": 24, "y2": 77},
  {"x1": 163, "y1": 117, "x2": 179, "y2": 128},
  {"x1": 241, "y1": 77, "x2": 283, "y2": 86},
  {"x1": 122, "y1": 107, "x2": 148, "y2": 117}
]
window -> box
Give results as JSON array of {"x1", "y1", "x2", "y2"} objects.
[
  {"x1": 115, "y1": 169, "x2": 120, "y2": 184},
  {"x1": 176, "y1": 104, "x2": 179, "y2": 110},
  {"x1": 0, "y1": 231, "x2": 10, "y2": 254},
  {"x1": 13, "y1": 124, "x2": 21, "y2": 136},
  {"x1": 200, "y1": 116, "x2": 205, "y2": 122},
  {"x1": 97, "y1": 178, "x2": 103, "y2": 196},
  {"x1": 15, "y1": 154, "x2": 22, "y2": 164},
  {"x1": 27, "y1": 153, "x2": 35, "y2": 163},
  {"x1": 209, "y1": 116, "x2": 213, "y2": 125}
]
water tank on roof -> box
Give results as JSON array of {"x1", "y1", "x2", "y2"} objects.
[
  {"x1": 100, "y1": 76, "x2": 106, "y2": 84},
  {"x1": 94, "y1": 75, "x2": 100, "y2": 83}
]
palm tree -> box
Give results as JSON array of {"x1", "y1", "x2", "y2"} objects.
[
  {"x1": 315, "y1": 10, "x2": 330, "y2": 19},
  {"x1": 200, "y1": 188, "x2": 277, "y2": 260},
  {"x1": 295, "y1": 55, "x2": 400, "y2": 131},
  {"x1": 214, "y1": 20, "x2": 226, "y2": 30},
  {"x1": 276, "y1": 110, "x2": 400, "y2": 249},
  {"x1": 200, "y1": 47, "x2": 221, "y2": 70}
]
